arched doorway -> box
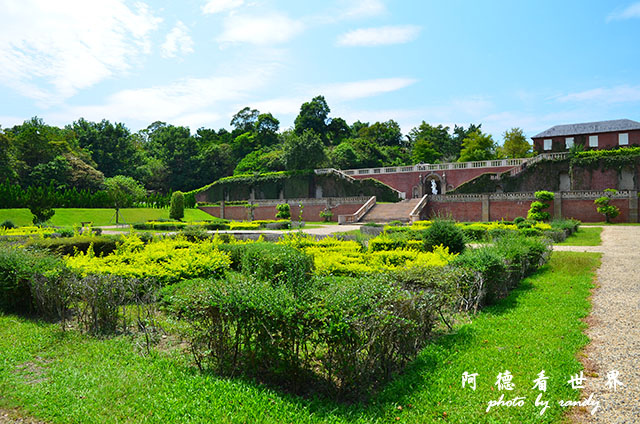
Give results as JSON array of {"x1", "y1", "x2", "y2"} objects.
[{"x1": 423, "y1": 173, "x2": 444, "y2": 195}]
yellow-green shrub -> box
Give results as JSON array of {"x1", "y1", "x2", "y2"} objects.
[{"x1": 65, "y1": 234, "x2": 231, "y2": 284}]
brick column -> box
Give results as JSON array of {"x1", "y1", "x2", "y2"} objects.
[
  {"x1": 482, "y1": 195, "x2": 490, "y2": 221},
  {"x1": 220, "y1": 200, "x2": 225, "y2": 219},
  {"x1": 554, "y1": 192, "x2": 562, "y2": 220},
  {"x1": 630, "y1": 191, "x2": 638, "y2": 223}
]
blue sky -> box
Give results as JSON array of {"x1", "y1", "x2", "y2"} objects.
[{"x1": 1, "y1": 0, "x2": 639, "y2": 142}]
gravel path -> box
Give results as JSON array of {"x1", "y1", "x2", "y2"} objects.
[{"x1": 558, "y1": 226, "x2": 640, "y2": 423}]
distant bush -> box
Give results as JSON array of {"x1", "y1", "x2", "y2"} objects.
[
  {"x1": 169, "y1": 191, "x2": 185, "y2": 221},
  {"x1": 275, "y1": 203, "x2": 291, "y2": 219},
  {"x1": 423, "y1": 218, "x2": 466, "y2": 254}
]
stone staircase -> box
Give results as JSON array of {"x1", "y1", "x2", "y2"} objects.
[{"x1": 360, "y1": 198, "x2": 422, "y2": 223}]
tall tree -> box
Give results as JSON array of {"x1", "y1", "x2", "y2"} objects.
[
  {"x1": 255, "y1": 113, "x2": 280, "y2": 147},
  {"x1": 230, "y1": 107, "x2": 259, "y2": 135},
  {"x1": 71, "y1": 118, "x2": 143, "y2": 178},
  {"x1": 104, "y1": 175, "x2": 146, "y2": 224},
  {"x1": 458, "y1": 129, "x2": 498, "y2": 162},
  {"x1": 499, "y1": 127, "x2": 532, "y2": 158},
  {"x1": 411, "y1": 138, "x2": 441, "y2": 164},
  {"x1": 409, "y1": 122, "x2": 452, "y2": 160},
  {"x1": 294, "y1": 96, "x2": 330, "y2": 138},
  {"x1": 282, "y1": 130, "x2": 327, "y2": 170},
  {"x1": 358, "y1": 120, "x2": 403, "y2": 147},
  {"x1": 450, "y1": 124, "x2": 482, "y2": 161}
]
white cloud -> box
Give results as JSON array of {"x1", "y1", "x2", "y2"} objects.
[
  {"x1": 161, "y1": 21, "x2": 194, "y2": 59},
  {"x1": 59, "y1": 67, "x2": 276, "y2": 130},
  {"x1": 341, "y1": 0, "x2": 386, "y2": 19},
  {"x1": 217, "y1": 13, "x2": 304, "y2": 45},
  {"x1": 337, "y1": 25, "x2": 421, "y2": 46},
  {"x1": 607, "y1": 2, "x2": 640, "y2": 21},
  {"x1": 202, "y1": 0, "x2": 245, "y2": 15},
  {"x1": 0, "y1": 0, "x2": 161, "y2": 105},
  {"x1": 555, "y1": 85, "x2": 640, "y2": 104}
]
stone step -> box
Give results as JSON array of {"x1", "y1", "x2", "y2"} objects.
[{"x1": 360, "y1": 199, "x2": 421, "y2": 223}]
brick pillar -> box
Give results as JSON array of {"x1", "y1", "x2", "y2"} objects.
[
  {"x1": 554, "y1": 192, "x2": 562, "y2": 220},
  {"x1": 482, "y1": 195, "x2": 490, "y2": 221},
  {"x1": 220, "y1": 200, "x2": 225, "y2": 219},
  {"x1": 630, "y1": 191, "x2": 638, "y2": 223}
]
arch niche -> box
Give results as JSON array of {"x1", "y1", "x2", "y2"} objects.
[{"x1": 422, "y1": 173, "x2": 445, "y2": 195}]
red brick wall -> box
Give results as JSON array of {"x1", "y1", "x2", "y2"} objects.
[
  {"x1": 351, "y1": 166, "x2": 515, "y2": 196},
  {"x1": 561, "y1": 199, "x2": 629, "y2": 223},
  {"x1": 429, "y1": 197, "x2": 634, "y2": 223},
  {"x1": 533, "y1": 129, "x2": 640, "y2": 152},
  {"x1": 428, "y1": 201, "x2": 483, "y2": 222},
  {"x1": 489, "y1": 200, "x2": 537, "y2": 221},
  {"x1": 199, "y1": 203, "x2": 363, "y2": 222},
  {"x1": 572, "y1": 168, "x2": 619, "y2": 190}
]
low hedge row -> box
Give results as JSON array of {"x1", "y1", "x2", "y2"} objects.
[{"x1": 162, "y1": 272, "x2": 438, "y2": 397}]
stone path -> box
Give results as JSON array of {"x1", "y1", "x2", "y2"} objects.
[{"x1": 556, "y1": 226, "x2": 640, "y2": 423}]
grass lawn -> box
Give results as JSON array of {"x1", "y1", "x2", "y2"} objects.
[
  {"x1": 556, "y1": 227, "x2": 602, "y2": 246},
  {"x1": 0, "y1": 252, "x2": 599, "y2": 423},
  {"x1": 0, "y1": 208, "x2": 214, "y2": 227}
]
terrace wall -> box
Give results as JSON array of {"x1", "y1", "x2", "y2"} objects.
[
  {"x1": 199, "y1": 197, "x2": 367, "y2": 222},
  {"x1": 426, "y1": 190, "x2": 638, "y2": 223}
]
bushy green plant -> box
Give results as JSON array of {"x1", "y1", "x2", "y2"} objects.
[
  {"x1": 0, "y1": 244, "x2": 62, "y2": 313},
  {"x1": 166, "y1": 273, "x2": 438, "y2": 397},
  {"x1": 275, "y1": 203, "x2": 291, "y2": 219},
  {"x1": 0, "y1": 220, "x2": 15, "y2": 229},
  {"x1": 594, "y1": 189, "x2": 620, "y2": 223},
  {"x1": 26, "y1": 235, "x2": 120, "y2": 257},
  {"x1": 527, "y1": 191, "x2": 554, "y2": 221},
  {"x1": 169, "y1": 191, "x2": 185, "y2": 221},
  {"x1": 423, "y1": 218, "x2": 466, "y2": 254},
  {"x1": 240, "y1": 243, "x2": 314, "y2": 293},
  {"x1": 319, "y1": 209, "x2": 333, "y2": 222}
]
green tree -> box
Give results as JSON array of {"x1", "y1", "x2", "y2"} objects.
[
  {"x1": 0, "y1": 129, "x2": 18, "y2": 183},
  {"x1": 282, "y1": 130, "x2": 327, "y2": 170},
  {"x1": 255, "y1": 113, "x2": 280, "y2": 147},
  {"x1": 230, "y1": 107, "x2": 259, "y2": 135},
  {"x1": 27, "y1": 185, "x2": 55, "y2": 225},
  {"x1": 326, "y1": 117, "x2": 351, "y2": 145},
  {"x1": 170, "y1": 191, "x2": 185, "y2": 221},
  {"x1": 458, "y1": 129, "x2": 498, "y2": 162},
  {"x1": 358, "y1": 120, "x2": 403, "y2": 147},
  {"x1": 103, "y1": 176, "x2": 146, "y2": 224},
  {"x1": 595, "y1": 189, "x2": 620, "y2": 223},
  {"x1": 450, "y1": 124, "x2": 482, "y2": 161},
  {"x1": 408, "y1": 122, "x2": 452, "y2": 160},
  {"x1": 71, "y1": 118, "x2": 144, "y2": 178},
  {"x1": 500, "y1": 127, "x2": 532, "y2": 158},
  {"x1": 294, "y1": 96, "x2": 330, "y2": 138},
  {"x1": 411, "y1": 138, "x2": 441, "y2": 164}
]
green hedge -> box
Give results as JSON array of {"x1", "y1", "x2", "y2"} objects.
[
  {"x1": 189, "y1": 170, "x2": 401, "y2": 203},
  {"x1": 25, "y1": 235, "x2": 121, "y2": 256}
]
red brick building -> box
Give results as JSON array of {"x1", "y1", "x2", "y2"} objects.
[{"x1": 532, "y1": 119, "x2": 640, "y2": 153}]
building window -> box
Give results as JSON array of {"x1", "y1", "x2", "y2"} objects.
[
  {"x1": 589, "y1": 135, "x2": 598, "y2": 147},
  {"x1": 619, "y1": 133, "x2": 629, "y2": 146},
  {"x1": 543, "y1": 139, "x2": 552, "y2": 151},
  {"x1": 565, "y1": 137, "x2": 574, "y2": 149}
]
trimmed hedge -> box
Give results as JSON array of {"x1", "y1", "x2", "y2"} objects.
[{"x1": 25, "y1": 235, "x2": 121, "y2": 256}]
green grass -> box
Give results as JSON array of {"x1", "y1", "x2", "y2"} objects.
[
  {"x1": 0, "y1": 252, "x2": 600, "y2": 423},
  {"x1": 556, "y1": 227, "x2": 602, "y2": 246},
  {"x1": 0, "y1": 208, "x2": 215, "y2": 227}
]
